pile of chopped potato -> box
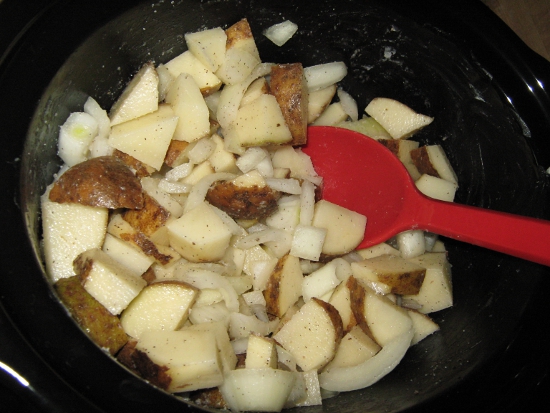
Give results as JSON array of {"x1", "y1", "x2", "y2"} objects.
[{"x1": 41, "y1": 18, "x2": 457, "y2": 412}]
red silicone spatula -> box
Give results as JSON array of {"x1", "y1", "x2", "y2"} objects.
[{"x1": 303, "y1": 126, "x2": 550, "y2": 266}]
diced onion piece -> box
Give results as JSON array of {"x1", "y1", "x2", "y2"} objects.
[
  {"x1": 337, "y1": 88, "x2": 358, "y2": 121},
  {"x1": 304, "y1": 62, "x2": 347, "y2": 92},
  {"x1": 57, "y1": 112, "x2": 99, "y2": 167},
  {"x1": 157, "y1": 179, "x2": 192, "y2": 194},
  {"x1": 236, "y1": 147, "x2": 268, "y2": 173},
  {"x1": 319, "y1": 328, "x2": 413, "y2": 391},
  {"x1": 84, "y1": 97, "x2": 110, "y2": 141},
  {"x1": 263, "y1": 20, "x2": 299, "y2": 46},
  {"x1": 299, "y1": 180, "x2": 316, "y2": 226},
  {"x1": 234, "y1": 228, "x2": 288, "y2": 249},
  {"x1": 256, "y1": 155, "x2": 274, "y2": 178},
  {"x1": 165, "y1": 162, "x2": 194, "y2": 182},
  {"x1": 266, "y1": 178, "x2": 302, "y2": 194},
  {"x1": 217, "y1": 62, "x2": 273, "y2": 130},
  {"x1": 188, "y1": 137, "x2": 216, "y2": 164},
  {"x1": 177, "y1": 268, "x2": 239, "y2": 313}
]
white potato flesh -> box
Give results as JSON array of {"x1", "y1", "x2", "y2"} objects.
[
  {"x1": 407, "y1": 309, "x2": 440, "y2": 345},
  {"x1": 311, "y1": 200, "x2": 367, "y2": 255},
  {"x1": 302, "y1": 260, "x2": 341, "y2": 302},
  {"x1": 307, "y1": 84, "x2": 337, "y2": 124},
  {"x1": 365, "y1": 97, "x2": 434, "y2": 140},
  {"x1": 328, "y1": 279, "x2": 355, "y2": 332},
  {"x1": 216, "y1": 47, "x2": 261, "y2": 85},
  {"x1": 356, "y1": 242, "x2": 401, "y2": 260},
  {"x1": 224, "y1": 94, "x2": 293, "y2": 150},
  {"x1": 419, "y1": 144, "x2": 458, "y2": 184},
  {"x1": 216, "y1": 62, "x2": 273, "y2": 130},
  {"x1": 403, "y1": 252, "x2": 453, "y2": 313},
  {"x1": 187, "y1": 321, "x2": 238, "y2": 373},
  {"x1": 312, "y1": 102, "x2": 348, "y2": 126},
  {"x1": 109, "y1": 62, "x2": 159, "y2": 126},
  {"x1": 245, "y1": 334, "x2": 279, "y2": 369},
  {"x1": 120, "y1": 281, "x2": 198, "y2": 339},
  {"x1": 219, "y1": 368, "x2": 296, "y2": 413},
  {"x1": 163, "y1": 50, "x2": 222, "y2": 94},
  {"x1": 185, "y1": 27, "x2": 227, "y2": 72},
  {"x1": 165, "y1": 73, "x2": 211, "y2": 142},
  {"x1": 323, "y1": 325, "x2": 381, "y2": 369},
  {"x1": 108, "y1": 104, "x2": 178, "y2": 170},
  {"x1": 273, "y1": 298, "x2": 342, "y2": 372},
  {"x1": 77, "y1": 249, "x2": 147, "y2": 315},
  {"x1": 167, "y1": 201, "x2": 232, "y2": 262},
  {"x1": 415, "y1": 174, "x2": 458, "y2": 202},
  {"x1": 41, "y1": 189, "x2": 108, "y2": 282},
  {"x1": 102, "y1": 233, "x2": 154, "y2": 275},
  {"x1": 359, "y1": 286, "x2": 413, "y2": 346},
  {"x1": 136, "y1": 329, "x2": 223, "y2": 393},
  {"x1": 208, "y1": 133, "x2": 239, "y2": 173}
]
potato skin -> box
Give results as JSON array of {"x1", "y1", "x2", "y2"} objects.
[
  {"x1": 346, "y1": 276, "x2": 377, "y2": 343},
  {"x1": 206, "y1": 181, "x2": 280, "y2": 220},
  {"x1": 270, "y1": 63, "x2": 308, "y2": 146},
  {"x1": 113, "y1": 149, "x2": 155, "y2": 178},
  {"x1": 410, "y1": 146, "x2": 439, "y2": 177},
  {"x1": 49, "y1": 156, "x2": 144, "y2": 209},
  {"x1": 132, "y1": 349, "x2": 172, "y2": 390},
  {"x1": 122, "y1": 193, "x2": 170, "y2": 236},
  {"x1": 54, "y1": 275, "x2": 128, "y2": 355},
  {"x1": 378, "y1": 269, "x2": 425, "y2": 296},
  {"x1": 164, "y1": 140, "x2": 190, "y2": 167},
  {"x1": 225, "y1": 18, "x2": 254, "y2": 48},
  {"x1": 378, "y1": 139, "x2": 400, "y2": 156}
]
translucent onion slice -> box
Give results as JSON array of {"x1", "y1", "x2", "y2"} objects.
[
  {"x1": 217, "y1": 62, "x2": 273, "y2": 130},
  {"x1": 337, "y1": 88, "x2": 359, "y2": 121},
  {"x1": 234, "y1": 228, "x2": 288, "y2": 249},
  {"x1": 263, "y1": 20, "x2": 299, "y2": 47},
  {"x1": 236, "y1": 147, "x2": 268, "y2": 173},
  {"x1": 266, "y1": 178, "x2": 302, "y2": 194},
  {"x1": 177, "y1": 268, "x2": 239, "y2": 313}
]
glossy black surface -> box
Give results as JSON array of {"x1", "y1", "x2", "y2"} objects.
[{"x1": 1, "y1": 0, "x2": 549, "y2": 412}]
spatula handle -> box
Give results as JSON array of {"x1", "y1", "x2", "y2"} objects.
[{"x1": 416, "y1": 197, "x2": 550, "y2": 266}]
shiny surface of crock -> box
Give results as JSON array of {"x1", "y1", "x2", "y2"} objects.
[{"x1": 1, "y1": 0, "x2": 549, "y2": 412}]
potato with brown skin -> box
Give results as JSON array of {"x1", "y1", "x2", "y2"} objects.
[
  {"x1": 346, "y1": 276, "x2": 377, "y2": 342},
  {"x1": 164, "y1": 139, "x2": 190, "y2": 167},
  {"x1": 351, "y1": 254, "x2": 427, "y2": 296},
  {"x1": 263, "y1": 254, "x2": 303, "y2": 318},
  {"x1": 225, "y1": 19, "x2": 256, "y2": 53},
  {"x1": 131, "y1": 349, "x2": 172, "y2": 390},
  {"x1": 122, "y1": 193, "x2": 171, "y2": 237},
  {"x1": 108, "y1": 214, "x2": 180, "y2": 266},
  {"x1": 270, "y1": 63, "x2": 309, "y2": 146},
  {"x1": 48, "y1": 156, "x2": 144, "y2": 209},
  {"x1": 410, "y1": 146, "x2": 439, "y2": 177},
  {"x1": 54, "y1": 275, "x2": 128, "y2": 355},
  {"x1": 206, "y1": 180, "x2": 280, "y2": 220},
  {"x1": 113, "y1": 149, "x2": 155, "y2": 178}
]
